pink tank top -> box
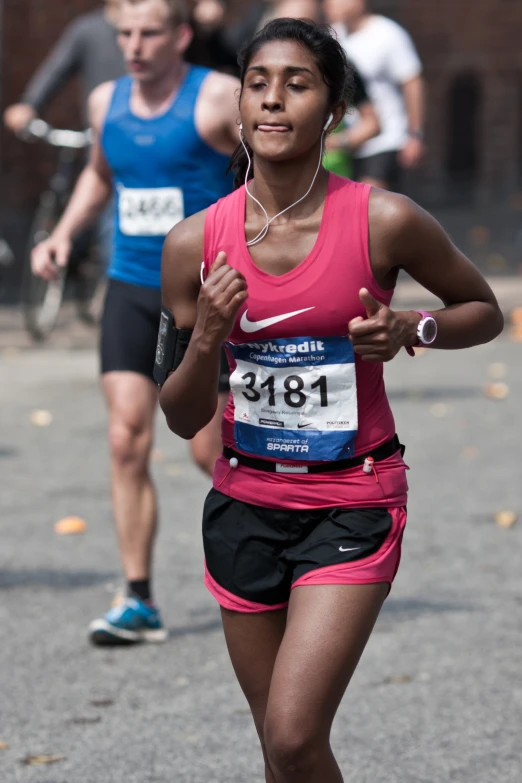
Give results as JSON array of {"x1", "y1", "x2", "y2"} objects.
[{"x1": 203, "y1": 174, "x2": 408, "y2": 510}]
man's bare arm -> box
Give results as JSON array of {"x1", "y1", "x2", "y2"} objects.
[
  {"x1": 52, "y1": 82, "x2": 115, "y2": 242},
  {"x1": 31, "y1": 82, "x2": 115, "y2": 280},
  {"x1": 197, "y1": 71, "x2": 241, "y2": 155},
  {"x1": 400, "y1": 75, "x2": 425, "y2": 168}
]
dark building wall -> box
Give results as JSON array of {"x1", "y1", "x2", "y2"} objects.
[
  {"x1": 379, "y1": 0, "x2": 522, "y2": 203},
  {"x1": 1, "y1": 0, "x2": 96, "y2": 212},
  {"x1": 2, "y1": 0, "x2": 522, "y2": 216}
]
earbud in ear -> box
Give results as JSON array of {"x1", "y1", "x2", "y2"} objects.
[
  {"x1": 323, "y1": 113, "x2": 334, "y2": 132},
  {"x1": 239, "y1": 123, "x2": 243, "y2": 131}
]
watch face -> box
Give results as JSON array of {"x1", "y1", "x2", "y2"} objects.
[{"x1": 421, "y1": 317, "x2": 437, "y2": 344}]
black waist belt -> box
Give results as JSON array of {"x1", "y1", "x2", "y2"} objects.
[{"x1": 223, "y1": 435, "x2": 404, "y2": 475}]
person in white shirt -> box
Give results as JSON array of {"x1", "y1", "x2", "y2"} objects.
[{"x1": 324, "y1": 0, "x2": 425, "y2": 190}]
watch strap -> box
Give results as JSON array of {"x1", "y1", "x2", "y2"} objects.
[{"x1": 406, "y1": 311, "x2": 433, "y2": 356}]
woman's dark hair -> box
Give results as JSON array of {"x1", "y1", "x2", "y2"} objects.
[{"x1": 228, "y1": 18, "x2": 355, "y2": 188}]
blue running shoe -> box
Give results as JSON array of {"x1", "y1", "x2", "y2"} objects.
[{"x1": 89, "y1": 597, "x2": 168, "y2": 645}]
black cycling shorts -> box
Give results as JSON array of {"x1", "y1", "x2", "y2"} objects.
[
  {"x1": 100, "y1": 278, "x2": 230, "y2": 391},
  {"x1": 353, "y1": 151, "x2": 401, "y2": 191},
  {"x1": 203, "y1": 489, "x2": 407, "y2": 613}
]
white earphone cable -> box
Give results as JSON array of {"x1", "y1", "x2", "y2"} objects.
[{"x1": 240, "y1": 120, "x2": 330, "y2": 247}]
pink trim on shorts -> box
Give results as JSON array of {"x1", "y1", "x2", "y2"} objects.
[
  {"x1": 204, "y1": 507, "x2": 407, "y2": 613},
  {"x1": 204, "y1": 562, "x2": 289, "y2": 614},
  {"x1": 292, "y1": 506, "x2": 406, "y2": 591}
]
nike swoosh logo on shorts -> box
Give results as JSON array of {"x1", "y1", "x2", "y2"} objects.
[
  {"x1": 240, "y1": 307, "x2": 315, "y2": 333},
  {"x1": 339, "y1": 546, "x2": 361, "y2": 552}
]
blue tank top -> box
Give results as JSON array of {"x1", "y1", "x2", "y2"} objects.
[{"x1": 102, "y1": 67, "x2": 233, "y2": 288}]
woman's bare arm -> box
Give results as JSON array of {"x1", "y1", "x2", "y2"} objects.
[
  {"x1": 348, "y1": 191, "x2": 504, "y2": 362},
  {"x1": 159, "y1": 212, "x2": 247, "y2": 439}
]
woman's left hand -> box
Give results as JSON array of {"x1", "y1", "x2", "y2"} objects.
[{"x1": 348, "y1": 289, "x2": 418, "y2": 363}]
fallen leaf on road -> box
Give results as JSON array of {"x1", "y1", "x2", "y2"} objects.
[
  {"x1": 484, "y1": 382, "x2": 509, "y2": 400},
  {"x1": 90, "y1": 698, "x2": 114, "y2": 708},
  {"x1": 495, "y1": 511, "x2": 517, "y2": 529},
  {"x1": 30, "y1": 410, "x2": 53, "y2": 427},
  {"x1": 54, "y1": 516, "x2": 88, "y2": 535},
  {"x1": 382, "y1": 674, "x2": 413, "y2": 685},
  {"x1": 21, "y1": 754, "x2": 66, "y2": 766},
  {"x1": 71, "y1": 717, "x2": 101, "y2": 726},
  {"x1": 0, "y1": 741, "x2": 8, "y2": 750},
  {"x1": 430, "y1": 403, "x2": 448, "y2": 418},
  {"x1": 509, "y1": 325, "x2": 522, "y2": 342},
  {"x1": 510, "y1": 307, "x2": 522, "y2": 325},
  {"x1": 488, "y1": 362, "x2": 507, "y2": 380}
]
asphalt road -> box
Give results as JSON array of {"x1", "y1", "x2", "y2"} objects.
[{"x1": 1, "y1": 326, "x2": 522, "y2": 782}]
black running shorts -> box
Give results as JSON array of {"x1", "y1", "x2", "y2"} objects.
[
  {"x1": 101, "y1": 278, "x2": 230, "y2": 391},
  {"x1": 203, "y1": 489, "x2": 407, "y2": 613}
]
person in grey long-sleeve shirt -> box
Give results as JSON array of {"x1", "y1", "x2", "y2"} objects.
[{"x1": 4, "y1": 1, "x2": 124, "y2": 133}]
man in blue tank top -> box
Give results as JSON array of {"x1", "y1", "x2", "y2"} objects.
[{"x1": 31, "y1": 0, "x2": 240, "y2": 645}]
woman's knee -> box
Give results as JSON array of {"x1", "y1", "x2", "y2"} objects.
[
  {"x1": 109, "y1": 417, "x2": 152, "y2": 471},
  {"x1": 264, "y1": 715, "x2": 323, "y2": 779}
]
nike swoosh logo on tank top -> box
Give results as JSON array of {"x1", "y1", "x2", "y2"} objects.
[{"x1": 240, "y1": 308, "x2": 315, "y2": 333}]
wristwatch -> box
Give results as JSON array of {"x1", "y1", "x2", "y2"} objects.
[{"x1": 406, "y1": 311, "x2": 437, "y2": 356}]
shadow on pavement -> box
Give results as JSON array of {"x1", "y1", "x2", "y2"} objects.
[
  {"x1": 0, "y1": 568, "x2": 117, "y2": 590},
  {"x1": 380, "y1": 596, "x2": 474, "y2": 623},
  {"x1": 0, "y1": 446, "x2": 18, "y2": 458},
  {"x1": 388, "y1": 386, "x2": 480, "y2": 401},
  {"x1": 168, "y1": 618, "x2": 223, "y2": 639}
]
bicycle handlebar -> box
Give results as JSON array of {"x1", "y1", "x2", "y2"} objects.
[{"x1": 19, "y1": 119, "x2": 92, "y2": 149}]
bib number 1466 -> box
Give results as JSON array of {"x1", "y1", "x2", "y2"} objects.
[{"x1": 242, "y1": 372, "x2": 328, "y2": 409}]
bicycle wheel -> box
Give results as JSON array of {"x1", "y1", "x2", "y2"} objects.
[{"x1": 21, "y1": 191, "x2": 67, "y2": 341}]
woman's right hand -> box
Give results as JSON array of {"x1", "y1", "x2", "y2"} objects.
[{"x1": 196, "y1": 252, "x2": 248, "y2": 346}]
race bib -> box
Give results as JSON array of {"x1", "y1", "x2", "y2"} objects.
[
  {"x1": 118, "y1": 186, "x2": 185, "y2": 236},
  {"x1": 227, "y1": 335, "x2": 358, "y2": 463}
]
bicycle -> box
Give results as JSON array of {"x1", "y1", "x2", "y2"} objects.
[
  {"x1": 19, "y1": 119, "x2": 105, "y2": 341},
  {"x1": 0, "y1": 238, "x2": 15, "y2": 299}
]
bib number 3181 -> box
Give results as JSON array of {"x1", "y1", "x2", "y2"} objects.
[
  {"x1": 227, "y1": 335, "x2": 358, "y2": 462},
  {"x1": 242, "y1": 372, "x2": 328, "y2": 409}
]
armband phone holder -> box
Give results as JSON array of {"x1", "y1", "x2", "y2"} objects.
[{"x1": 153, "y1": 307, "x2": 193, "y2": 386}]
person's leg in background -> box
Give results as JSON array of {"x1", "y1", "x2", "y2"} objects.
[
  {"x1": 89, "y1": 370, "x2": 168, "y2": 645},
  {"x1": 103, "y1": 371, "x2": 158, "y2": 593},
  {"x1": 89, "y1": 280, "x2": 167, "y2": 645},
  {"x1": 190, "y1": 392, "x2": 229, "y2": 476},
  {"x1": 191, "y1": 350, "x2": 230, "y2": 476}
]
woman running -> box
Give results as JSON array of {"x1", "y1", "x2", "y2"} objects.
[{"x1": 157, "y1": 19, "x2": 503, "y2": 783}]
